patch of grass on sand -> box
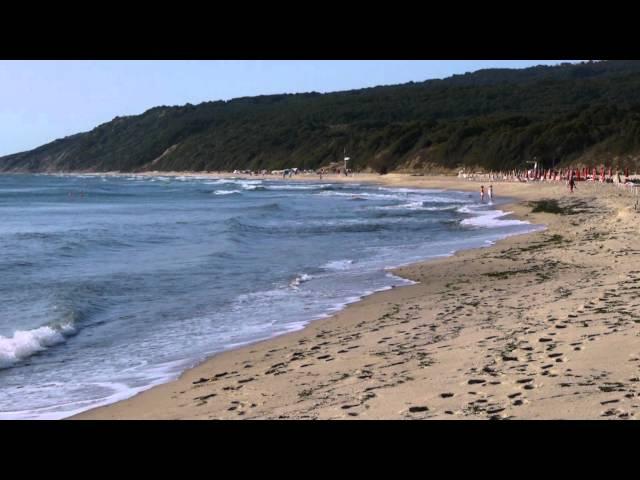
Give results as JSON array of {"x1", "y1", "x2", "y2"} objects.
[
  {"x1": 530, "y1": 199, "x2": 565, "y2": 214},
  {"x1": 548, "y1": 234, "x2": 564, "y2": 243},
  {"x1": 484, "y1": 268, "x2": 533, "y2": 279},
  {"x1": 529, "y1": 198, "x2": 594, "y2": 215}
]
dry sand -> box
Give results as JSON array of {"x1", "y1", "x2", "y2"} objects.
[{"x1": 73, "y1": 174, "x2": 640, "y2": 419}]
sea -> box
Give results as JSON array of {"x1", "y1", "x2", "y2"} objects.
[{"x1": 0, "y1": 173, "x2": 541, "y2": 419}]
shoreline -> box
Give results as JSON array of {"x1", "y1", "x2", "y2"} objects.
[{"x1": 72, "y1": 173, "x2": 640, "y2": 419}]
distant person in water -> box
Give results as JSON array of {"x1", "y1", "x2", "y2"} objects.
[
  {"x1": 480, "y1": 185, "x2": 485, "y2": 202},
  {"x1": 488, "y1": 185, "x2": 493, "y2": 203}
]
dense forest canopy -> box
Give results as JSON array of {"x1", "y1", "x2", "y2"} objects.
[{"x1": 2, "y1": 60, "x2": 640, "y2": 174}]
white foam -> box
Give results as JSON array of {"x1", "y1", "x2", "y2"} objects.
[
  {"x1": 290, "y1": 273, "x2": 313, "y2": 288},
  {"x1": 315, "y1": 191, "x2": 401, "y2": 200},
  {"x1": 376, "y1": 202, "x2": 458, "y2": 211},
  {"x1": 213, "y1": 190, "x2": 241, "y2": 195},
  {"x1": 264, "y1": 184, "x2": 331, "y2": 190},
  {"x1": 323, "y1": 259, "x2": 354, "y2": 270},
  {"x1": 316, "y1": 189, "x2": 468, "y2": 206},
  {"x1": 212, "y1": 179, "x2": 264, "y2": 189},
  {"x1": 0, "y1": 323, "x2": 75, "y2": 369},
  {"x1": 458, "y1": 205, "x2": 529, "y2": 228},
  {"x1": 377, "y1": 187, "x2": 444, "y2": 194}
]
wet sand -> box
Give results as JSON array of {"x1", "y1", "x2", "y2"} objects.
[{"x1": 73, "y1": 174, "x2": 640, "y2": 419}]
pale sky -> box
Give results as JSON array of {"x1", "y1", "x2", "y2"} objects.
[{"x1": 0, "y1": 60, "x2": 577, "y2": 156}]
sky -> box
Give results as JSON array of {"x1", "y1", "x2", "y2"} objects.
[{"x1": 0, "y1": 60, "x2": 577, "y2": 156}]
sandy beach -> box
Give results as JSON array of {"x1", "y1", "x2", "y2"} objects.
[{"x1": 73, "y1": 173, "x2": 640, "y2": 420}]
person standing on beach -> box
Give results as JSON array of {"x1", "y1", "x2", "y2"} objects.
[
  {"x1": 488, "y1": 185, "x2": 493, "y2": 203},
  {"x1": 480, "y1": 185, "x2": 485, "y2": 202},
  {"x1": 569, "y1": 176, "x2": 576, "y2": 193}
]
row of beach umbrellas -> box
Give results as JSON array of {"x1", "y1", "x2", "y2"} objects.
[{"x1": 524, "y1": 166, "x2": 632, "y2": 181}]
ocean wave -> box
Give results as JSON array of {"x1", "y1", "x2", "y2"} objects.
[
  {"x1": 13, "y1": 231, "x2": 65, "y2": 241},
  {"x1": 289, "y1": 273, "x2": 313, "y2": 288},
  {"x1": 314, "y1": 191, "x2": 400, "y2": 200},
  {"x1": 314, "y1": 190, "x2": 463, "y2": 205},
  {"x1": 0, "y1": 323, "x2": 75, "y2": 369},
  {"x1": 225, "y1": 216, "x2": 444, "y2": 237},
  {"x1": 213, "y1": 190, "x2": 241, "y2": 195},
  {"x1": 376, "y1": 202, "x2": 462, "y2": 211},
  {"x1": 225, "y1": 217, "x2": 391, "y2": 235},
  {"x1": 322, "y1": 259, "x2": 354, "y2": 270},
  {"x1": 377, "y1": 187, "x2": 445, "y2": 194},
  {"x1": 264, "y1": 184, "x2": 333, "y2": 191}
]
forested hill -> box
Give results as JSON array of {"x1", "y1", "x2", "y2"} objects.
[{"x1": 3, "y1": 60, "x2": 640, "y2": 174}]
